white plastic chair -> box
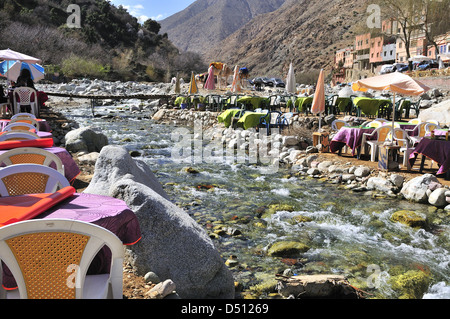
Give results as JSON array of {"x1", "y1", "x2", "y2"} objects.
[
  {"x1": 11, "y1": 113, "x2": 37, "y2": 120},
  {"x1": 408, "y1": 118, "x2": 421, "y2": 125},
  {"x1": 366, "y1": 120, "x2": 384, "y2": 128},
  {"x1": 10, "y1": 117, "x2": 39, "y2": 130},
  {"x1": 407, "y1": 122, "x2": 440, "y2": 144},
  {"x1": 2, "y1": 122, "x2": 37, "y2": 132},
  {"x1": 0, "y1": 219, "x2": 124, "y2": 299},
  {"x1": 392, "y1": 128, "x2": 414, "y2": 170},
  {"x1": 0, "y1": 131, "x2": 39, "y2": 141},
  {"x1": 12, "y1": 87, "x2": 38, "y2": 116},
  {"x1": 0, "y1": 164, "x2": 69, "y2": 196},
  {"x1": 360, "y1": 125, "x2": 393, "y2": 161},
  {"x1": 331, "y1": 119, "x2": 349, "y2": 131},
  {"x1": 0, "y1": 147, "x2": 65, "y2": 175}
]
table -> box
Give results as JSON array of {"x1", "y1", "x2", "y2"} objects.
[
  {"x1": 353, "y1": 97, "x2": 391, "y2": 117},
  {"x1": 236, "y1": 112, "x2": 269, "y2": 130},
  {"x1": 295, "y1": 97, "x2": 313, "y2": 112},
  {"x1": 0, "y1": 119, "x2": 52, "y2": 132},
  {"x1": 0, "y1": 147, "x2": 80, "y2": 183},
  {"x1": 218, "y1": 109, "x2": 243, "y2": 128},
  {"x1": 409, "y1": 137, "x2": 450, "y2": 176},
  {"x1": 236, "y1": 96, "x2": 269, "y2": 110},
  {"x1": 330, "y1": 126, "x2": 375, "y2": 156},
  {"x1": 335, "y1": 97, "x2": 353, "y2": 113},
  {"x1": 2, "y1": 192, "x2": 142, "y2": 289}
]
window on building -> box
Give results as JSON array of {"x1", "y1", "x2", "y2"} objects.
[
  {"x1": 399, "y1": 42, "x2": 402, "y2": 48},
  {"x1": 390, "y1": 50, "x2": 393, "y2": 56},
  {"x1": 384, "y1": 52, "x2": 387, "y2": 57}
]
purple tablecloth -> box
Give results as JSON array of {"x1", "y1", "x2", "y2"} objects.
[
  {"x1": 409, "y1": 138, "x2": 450, "y2": 175},
  {"x1": 0, "y1": 147, "x2": 80, "y2": 183},
  {"x1": 330, "y1": 127, "x2": 375, "y2": 156},
  {"x1": 0, "y1": 119, "x2": 52, "y2": 132},
  {"x1": 2, "y1": 193, "x2": 141, "y2": 290}
]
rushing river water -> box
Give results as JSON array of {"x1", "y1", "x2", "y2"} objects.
[{"x1": 60, "y1": 100, "x2": 450, "y2": 299}]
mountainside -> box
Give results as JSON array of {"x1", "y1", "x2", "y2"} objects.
[
  {"x1": 206, "y1": 0, "x2": 370, "y2": 79},
  {"x1": 0, "y1": 0, "x2": 206, "y2": 81},
  {"x1": 159, "y1": 0, "x2": 286, "y2": 54}
]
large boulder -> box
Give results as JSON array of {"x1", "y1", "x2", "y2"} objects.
[
  {"x1": 64, "y1": 127, "x2": 109, "y2": 153},
  {"x1": 84, "y1": 145, "x2": 167, "y2": 199},
  {"x1": 400, "y1": 174, "x2": 440, "y2": 203},
  {"x1": 109, "y1": 178, "x2": 235, "y2": 299},
  {"x1": 419, "y1": 99, "x2": 450, "y2": 126},
  {"x1": 84, "y1": 145, "x2": 235, "y2": 299}
]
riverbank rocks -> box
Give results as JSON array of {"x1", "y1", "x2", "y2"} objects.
[
  {"x1": 390, "y1": 210, "x2": 428, "y2": 228},
  {"x1": 267, "y1": 241, "x2": 309, "y2": 257},
  {"x1": 84, "y1": 145, "x2": 168, "y2": 199},
  {"x1": 277, "y1": 275, "x2": 361, "y2": 299},
  {"x1": 400, "y1": 174, "x2": 440, "y2": 203},
  {"x1": 64, "y1": 127, "x2": 109, "y2": 153}
]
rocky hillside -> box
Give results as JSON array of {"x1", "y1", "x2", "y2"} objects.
[
  {"x1": 159, "y1": 0, "x2": 286, "y2": 53},
  {"x1": 206, "y1": 0, "x2": 370, "y2": 78}
]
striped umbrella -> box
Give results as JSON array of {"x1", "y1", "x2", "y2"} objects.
[{"x1": 0, "y1": 60, "x2": 45, "y2": 82}]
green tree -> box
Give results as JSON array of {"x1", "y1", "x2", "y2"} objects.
[{"x1": 143, "y1": 19, "x2": 161, "y2": 34}]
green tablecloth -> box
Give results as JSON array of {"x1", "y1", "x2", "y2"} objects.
[
  {"x1": 174, "y1": 97, "x2": 187, "y2": 106},
  {"x1": 218, "y1": 109, "x2": 242, "y2": 128},
  {"x1": 237, "y1": 112, "x2": 269, "y2": 130},
  {"x1": 335, "y1": 97, "x2": 352, "y2": 112},
  {"x1": 353, "y1": 97, "x2": 391, "y2": 116},
  {"x1": 295, "y1": 97, "x2": 313, "y2": 112},
  {"x1": 236, "y1": 96, "x2": 269, "y2": 110}
]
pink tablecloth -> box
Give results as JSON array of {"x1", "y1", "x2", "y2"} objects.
[
  {"x1": 409, "y1": 138, "x2": 450, "y2": 175},
  {"x1": 0, "y1": 147, "x2": 80, "y2": 183},
  {"x1": 2, "y1": 193, "x2": 141, "y2": 290},
  {"x1": 330, "y1": 127, "x2": 375, "y2": 156}
]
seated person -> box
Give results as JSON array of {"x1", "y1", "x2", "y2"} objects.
[{"x1": 14, "y1": 69, "x2": 36, "y2": 113}]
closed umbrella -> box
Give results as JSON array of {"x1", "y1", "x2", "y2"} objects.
[
  {"x1": 0, "y1": 60, "x2": 45, "y2": 82},
  {"x1": 188, "y1": 71, "x2": 198, "y2": 94},
  {"x1": 311, "y1": 69, "x2": 326, "y2": 130},
  {"x1": 231, "y1": 65, "x2": 241, "y2": 93},
  {"x1": 286, "y1": 62, "x2": 296, "y2": 94},
  {"x1": 175, "y1": 72, "x2": 181, "y2": 94},
  {"x1": 204, "y1": 65, "x2": 215, "y2": 90},
  {"x1": 352, "y1": 72, "x2": 430, "y2": 140}
]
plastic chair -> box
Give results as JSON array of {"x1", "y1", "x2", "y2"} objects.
[
  {"x1": 0, "y1": 147, "x2": 64, "y2": 175},
  {"x1": 408, "y1": 118, "x2": 421, "y2": 125},
  {"x1": 392, "y1": 128, "x2": 414, "y2": 170},
  {"x1": 407, "y1": 122, "x2": 440, "y2": 144},
  {"x1": 0, "y1": 131, "x2": 39, "y2": 141},
  {"x1": 12, "y1": 87, "x2": 38, "y2": 116},
  {"x1": 0, "y1": 164, "x2": 69, "y2": 196},
  {"x1": 0, "y1": 219, "x2": 124, "y2": 299},
  {"x1": 10, "y1": 117, "x2": 39, "y2": 130},
  {"x1": 2, "y1": 122, "x2": 37, "y2": 132},
  {"x1": 11, "y1": 113, "x2": 37, "y2": 120},
  {"x1": 331, "y1": 120, "x2": 349, "y2": 131},
  {"x1": 360, "y1": 125, "x2": 393, "y2": 161},
  {"x1": 366, "y1": 120, "x2": 384, "y2": 128}
]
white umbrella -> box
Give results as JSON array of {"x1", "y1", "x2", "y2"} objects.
[{"x1": 286, "y1": 62, "x2": 296, "y2": 94}]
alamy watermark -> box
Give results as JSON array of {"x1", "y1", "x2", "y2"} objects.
[
  {"x1": 66, "y1": 4, "x2": 81, "y2": 28},
  {"x1": 171, "y1": 121, "x2": 281, "y2": 174}
]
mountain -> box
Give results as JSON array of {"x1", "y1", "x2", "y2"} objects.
[
  {"x1": 206, "y1": 0, "x2": 370, "y2": 78},
  {"x1": 159, "y1": 0, "x2": 286, "y2": 54},
  {"x1": 161, "y1": 0, "x2": 369, "y2": 80}
]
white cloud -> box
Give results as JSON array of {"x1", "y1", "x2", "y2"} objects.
[{"x1": 151, "y1": 14, "x2": 165, "y2": 21}]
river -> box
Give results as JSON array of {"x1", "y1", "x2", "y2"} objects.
[{"x1": 60, "y1": 99, "x2": 450, "y2": 299}]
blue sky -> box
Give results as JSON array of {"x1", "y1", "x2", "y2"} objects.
[{"x1": 109, "y1": 0, "x2": 196, "y2": 22}]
